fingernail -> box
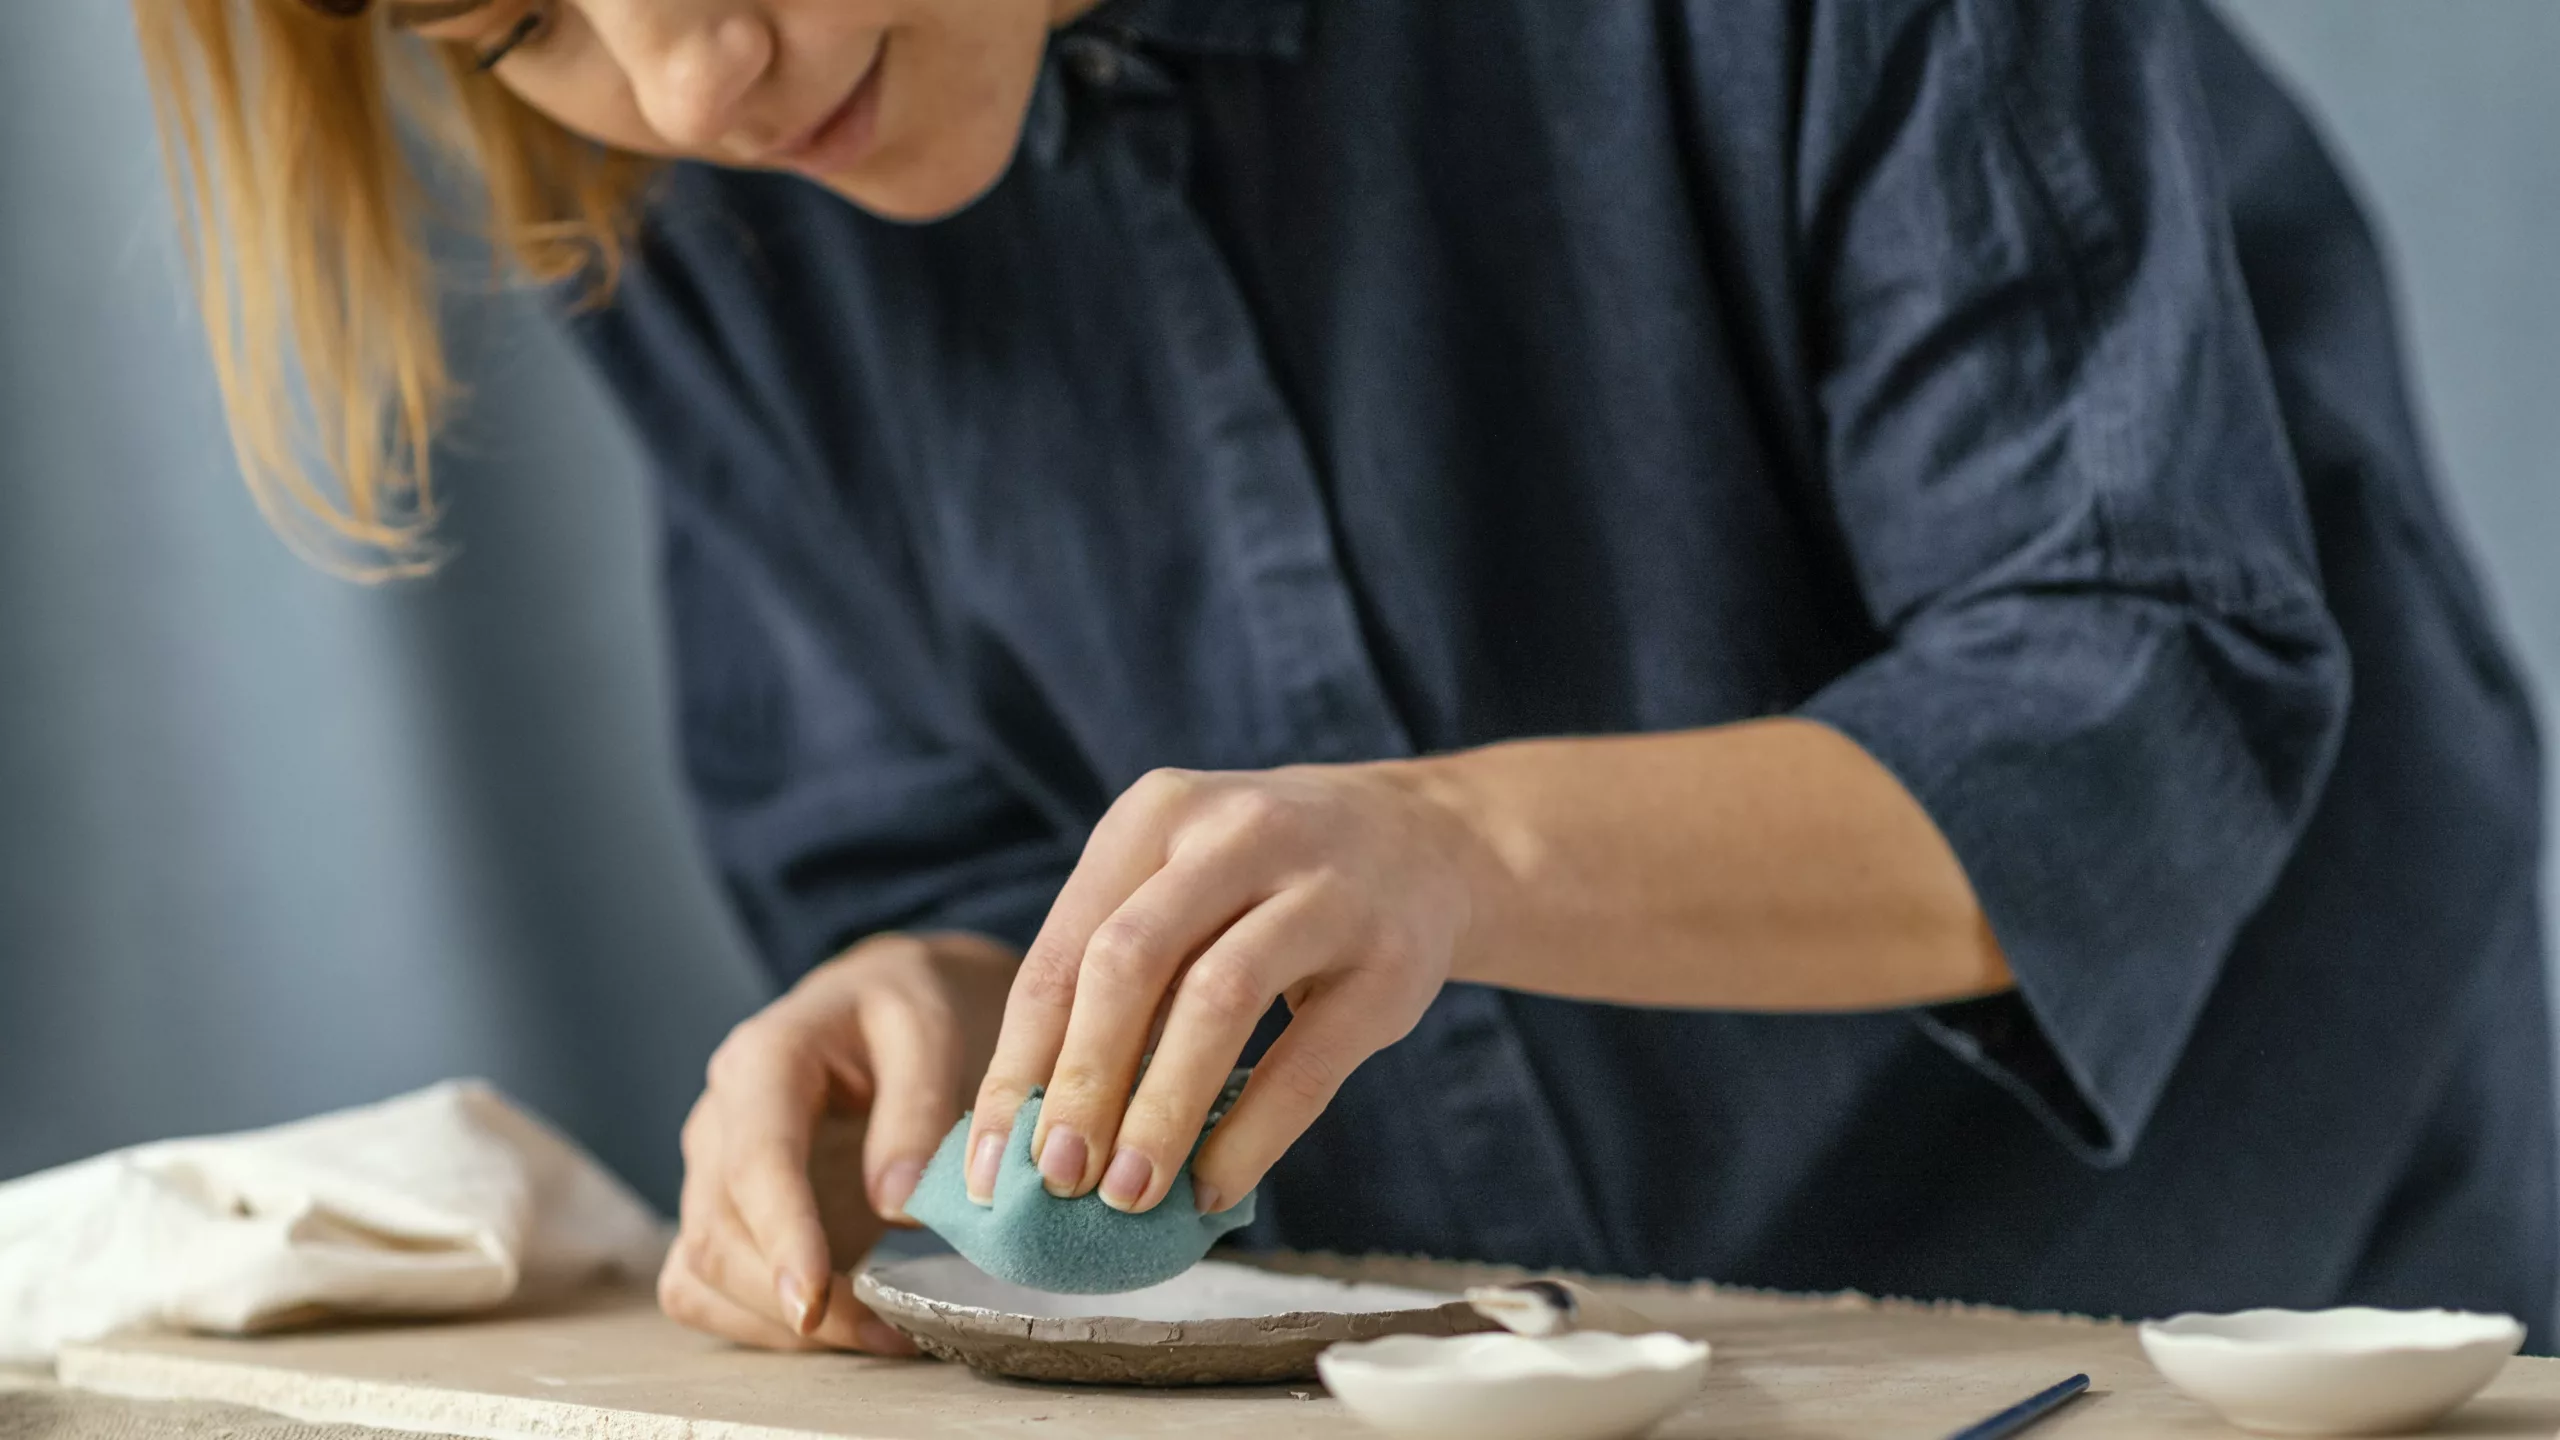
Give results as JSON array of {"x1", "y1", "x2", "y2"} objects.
[
  {"x1": 1039, "y1": 1126, "x2": 1088, "y2": 1197},
  {"x1": 966, "y1": 1132, "x2": 1005, "y2": 1206},
  {"x1": 873, "y1": 1158, "x2": 925, "y2": 1223},
  {"x1": 857, "y1": 1319, "x2": 919, "y2": 1357},
  {"x1": 962, "y1": 1132, "x2": 1003, "y2": 1199},
  {"x1": 1193, "y1": 1180, "x2": 1225, "y2": 1215},
  {"x1": 777, "y1": 1270, "x2": 816, "y2": 1335},
  {"x1": 1099, "y1": 1147, "x2": 1154, "y2": 1212}
]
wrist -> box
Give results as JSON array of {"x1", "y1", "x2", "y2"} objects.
[{"x1": 1375, "y1": 747, "x2": 1541, "y2": 987}]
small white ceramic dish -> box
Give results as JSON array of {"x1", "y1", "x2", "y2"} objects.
[
  {"x1": 1318, "y1": 1330, "x2": 1710, "y2": 1440},
  {"x1": 2138, "y1": 1307, "x2": 2523, "y2": 1436}
]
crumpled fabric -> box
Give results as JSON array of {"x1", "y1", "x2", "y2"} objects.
[{"x1": 0, "y1": 1080, "x2": 667, "y2": 1363}]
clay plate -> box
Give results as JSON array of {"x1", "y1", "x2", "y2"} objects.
[{"x1": 856, "y1": 1254, "x2": 1493, "y2": 1385}]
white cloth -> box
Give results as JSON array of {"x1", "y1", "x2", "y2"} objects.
[{"x1": 0, "y1": 1080, "x2": 669, "y2": 1364}]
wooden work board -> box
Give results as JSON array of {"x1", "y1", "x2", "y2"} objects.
[{"x1": 50, "y1": 1255, "x2": 2560, "y2": 1439}]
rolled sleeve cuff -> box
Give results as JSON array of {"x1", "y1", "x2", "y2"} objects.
[{"x1": 1796, "y1": 588, "x2": 2346, "y2": 1165}]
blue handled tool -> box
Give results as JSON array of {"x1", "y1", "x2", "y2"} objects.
[{"x1": 1941, "y1": 1373, "x2": 2091, "y2": 1440}]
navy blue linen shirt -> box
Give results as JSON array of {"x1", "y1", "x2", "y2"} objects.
[{"x1": 569, "y1": 0, "x2": 2557, "y2": 1335}]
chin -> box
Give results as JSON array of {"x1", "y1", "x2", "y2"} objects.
[{"x1": 822, "y1": 108, "x2": 1027, "y2": 223}]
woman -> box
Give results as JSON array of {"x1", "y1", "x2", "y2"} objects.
[{"x1": 139, "y1": 0, "x2": 2554, "y2": 1354}]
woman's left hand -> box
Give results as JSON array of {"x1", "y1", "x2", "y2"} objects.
[{"x1": 963, "y1": 762, "x2": 1487, "y2": 1217}]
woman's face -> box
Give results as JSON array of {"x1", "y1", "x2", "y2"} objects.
[{"x1": 394, "y1": 0, "x2": 1094, "y2": 220}]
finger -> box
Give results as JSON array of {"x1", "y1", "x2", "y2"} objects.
[
  {"x1": 662, "y1": 1253, "x2": 915, "y2": 1355},
  {"x1": 686, "y1": 1188, "x2": 916, "y2": 1342},
  {"x1": 1188, "y1": 980, "x2": 1387, "y2": 1216},
  {"x1": 674, "y1": 1136, "x2": 739, "y2": 1288},
  {"x1": 826, "y1": 1272, "x2": 922, "y2": 1357},
  {"x1": 705, "y1": 1035, "x2": 836, "y2": 1335},
  {"x1": 1035, "y1": 854, "x2": 1262, "y2": 1198},
  {"x1": 1102, "y1": 889, "x2": 1348, "y2": 1214},
  {"x1": 672, "y1": 1192, "x2": 908, "y2": 1352},
  {"x1": 677, "y1": 1124, "x2": 723, "y2": 1232},
  {"x1": 807, "y1": 1111, "x2": 890, "y2": 1259},
  {"x1": 967, "y1": 772, "x2": 1199, "y2": 1201},
  {"x1": 682, "y1": 1194, "x2": 810, "y2": 1331},
  {"x1": 658, "y1": 1240, "x2": 828, "y2": 1351},
  {"x1": 855, "y1": 986, "x2": 964, "y2": 1223}
]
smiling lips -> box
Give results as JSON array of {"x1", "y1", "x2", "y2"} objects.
[{"x1": 766, "y1": 42, "x2": 888, "y2": 177}]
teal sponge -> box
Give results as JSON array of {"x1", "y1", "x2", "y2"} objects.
[{"x1": 904, "y1": 1071, "x2": 1256, "y2": 1294}]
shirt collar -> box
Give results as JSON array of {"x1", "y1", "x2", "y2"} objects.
[{"x1": 1072, "y1": 0, "x2": 1310, "y2": 60}]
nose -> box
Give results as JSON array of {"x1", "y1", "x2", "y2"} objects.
[{"x1": 610, "y1": 8, "x2": 776, "y2": 152}]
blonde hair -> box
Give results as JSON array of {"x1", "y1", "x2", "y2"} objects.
[{"x1": 132, "y1": 0, "x2": 653, "y2": 576}]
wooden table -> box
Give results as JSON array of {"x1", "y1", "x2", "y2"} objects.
[{"x1": 50, "y1": 1257, "x2": 2560, "y2": 1439}]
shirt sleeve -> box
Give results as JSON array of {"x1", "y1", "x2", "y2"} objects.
[
  {"x1": 659, "y1": 497, "x2": 1076, "y2": 986},
  {"x1": 1787, "y1": 0, "x2": 2351, "y2": 1163}
]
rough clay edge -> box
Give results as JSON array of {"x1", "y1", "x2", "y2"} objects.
[{"x1": 856, "y1": 1264, "x2": 1481, "y2": 1345}]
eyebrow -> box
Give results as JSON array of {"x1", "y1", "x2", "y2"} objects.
[{"x1": 385, "y1": 0, "x2": 492, "y2": 28}]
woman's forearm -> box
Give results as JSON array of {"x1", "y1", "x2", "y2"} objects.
[{"x1": 1406, "y1": 719, "x2": 2012, "y2": 1011}]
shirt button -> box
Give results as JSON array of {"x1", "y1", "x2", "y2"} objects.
[{"x1": 1059, "y1": 35, "x2": 1124, "y2": 88}]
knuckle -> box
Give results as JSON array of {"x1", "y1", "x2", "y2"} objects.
[
  {"x1": 1012, "y1": 944, "x2": 1081, "y2": 1010},
  {"x1": 842, "y1": 931, "x2": 930, "y2": 975},
  {"x1": 1082, "y1": 916, "x2": 1163, "y2": 986},
  {"x1": 894, "y1": 981, "x2": 959, "y2": 1038},
  {"x1": 870, "y1": 986, "x2": 960, "y2": 1064},
  {"x1": 676, "y1": 1224, "x2": 715, "y2": 1277},
  {"x1": 1116, "y1": 1094, "x2": 1188, "y2": 1152},
  {"x1": 1042, "y1": 1063, "x2": 1115, "y2": 1114},
  {"x1": 663, "y1": 1242, "x2": 719, "y2": 1316},
  {"x1": 704, "y1": 1034, "x2": 750, "y2": 1090},
  {"x1": 694, "y1": 1233, "x2": 768, "y2": 1311},
  {"x1": 657, "y1": 1266, "x2": 694, "y2": 1322},
  {"x1": 1184, "y1": 960, "x2": 1271, "y2": 1027},
  {"x1": 1266, "y1": 1042, "x2": 1344, "y2": 1107},
  {"x1": 1208, "y1": 791, "x2": 1316, "y2": 861},
  {"x1": 1131, "y1": 767, "x2": 1202, "y2": 808},
  {"x1": 693, "y1": 1246, "x2": 737, "y2": 1301},
  {"x1": 974, "y1": 1075, "x2": 1026, "y2": 1117},
  {"x1": 1220, "y1": 785, "x2": 1291, "y2": 836},
  {"x1": 1362, "y1": 927, "x2": 1419, "y2": 979},
  {"x1": 1299, "y1": 866, "x2": 1367, "y2": 917},
  {"x1": 705, "y1": 1017, "x2": 780, "y2": 1090}
]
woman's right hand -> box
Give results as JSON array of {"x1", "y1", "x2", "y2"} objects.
[{"x1": 659, "y1": 930, "x2": 1016, "y2": 1352}]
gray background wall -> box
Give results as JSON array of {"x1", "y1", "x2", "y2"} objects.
[
  {"x1": 0, "y1": 10, "x2": 766, "y2": 1205},
  {"x1": 3, "y1": 1, "x2": 2556, "y2": 1216}
]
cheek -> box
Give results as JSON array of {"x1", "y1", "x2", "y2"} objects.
[
  {"x1": 822, "y1": 0, "x2": 1053, "y2": 220},
  {"x1": 490, "y1": 67, "x2": 687, "y2": 162}
]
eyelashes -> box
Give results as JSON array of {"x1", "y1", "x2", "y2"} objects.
[{"x1": 473, "y1": 4, "x2": 551, "y2": 71}]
